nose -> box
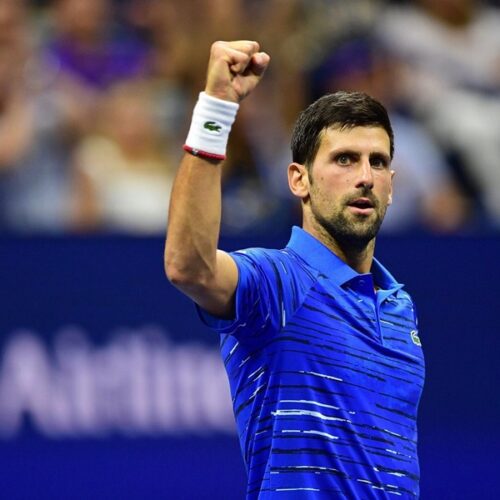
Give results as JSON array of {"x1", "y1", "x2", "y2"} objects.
[{"x1": 355, "y1": 158, "x2": 374, "y2": 190}]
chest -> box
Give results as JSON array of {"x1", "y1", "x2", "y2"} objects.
[
  {"x1": 296, "y1": 278, "x2": 421, "y2": 357},
  {"x1": 273, "y1": 278, "x2": 425, "y2": 408}
]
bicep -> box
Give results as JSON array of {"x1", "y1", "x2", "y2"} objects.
[{"x1": 179, "y1": 249, "x2": 239, "y2": 319}]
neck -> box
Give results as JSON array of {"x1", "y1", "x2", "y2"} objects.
[{"x1": 304, "y1": 221, "x2": 375, "y2": 275}]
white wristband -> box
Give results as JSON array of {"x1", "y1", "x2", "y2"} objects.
[{"x1": 184, "y1": 92, "x2": 239, "y2": 161}]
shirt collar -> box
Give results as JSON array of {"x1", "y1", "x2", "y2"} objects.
[{"x1": 285, "y1": 226, "x2": 404, "y2": 292}]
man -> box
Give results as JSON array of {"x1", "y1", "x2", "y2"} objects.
[{"x1": 165, "y1": 41, "x2": 424, "y2": 499}]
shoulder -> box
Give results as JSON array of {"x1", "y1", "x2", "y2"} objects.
[
  {"x1": 231, "y1": 246, "x2": 319, "y2": 285},
  {"x1": 391, "y1": 287, "x2": 419, "y2": 327},
  {"x1": 230, "y1": 246, "x2": 320, "y2": 327},
  {"x1": 395, "y1": 287, "x2": 416, "y2": 305}
]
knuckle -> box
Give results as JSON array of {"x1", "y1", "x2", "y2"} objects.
[{"x1": 211, "y1": 40, "x2": 226, "y2": 54}]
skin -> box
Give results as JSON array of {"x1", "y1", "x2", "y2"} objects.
[
  {"x1": 165, "y1": 40, "x2": 394, "y2": 319},
  {"x1": 288, "y1": 126, "x2": 394, "y2": 274}
]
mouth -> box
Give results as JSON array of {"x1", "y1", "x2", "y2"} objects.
[{"x1": 346, "y1": 197, "x2": 375, "y2": 215}]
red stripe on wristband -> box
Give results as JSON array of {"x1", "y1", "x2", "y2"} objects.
[{"x1": 183, "y1": 144, "x2": 226, "y2": 161}]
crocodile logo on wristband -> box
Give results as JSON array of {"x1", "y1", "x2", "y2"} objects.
[{"x1": 203, "y1": 121, "x2": 222, "y2": 134}]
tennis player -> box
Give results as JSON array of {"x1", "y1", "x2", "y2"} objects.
[{"x1": 165, "y1": 40, "x2": 424, "y2": 499}]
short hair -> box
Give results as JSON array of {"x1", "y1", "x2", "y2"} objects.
[{"x1": 291, "y1": 91, "x2": 394, "y2": 167}]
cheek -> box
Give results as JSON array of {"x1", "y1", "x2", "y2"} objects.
[
  {"x1": 311, "y1": 168, "x2": 351, "y2": 201},
  {"x1": 322, "y1": 170, "x2": 350, "y2": 188},
  {"x1": 376, "y1": 174, "x2": 393, "y2": 199}
]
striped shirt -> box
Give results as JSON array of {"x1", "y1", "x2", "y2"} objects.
[{"x1": 199, "y1": 227, "x2": 425, "y2": 498}]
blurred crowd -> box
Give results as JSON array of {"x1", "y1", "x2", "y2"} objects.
[{"x1": 1, "y1": 0, "x2": 500, "y2": 236}]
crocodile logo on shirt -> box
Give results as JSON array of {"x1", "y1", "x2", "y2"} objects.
[
  {"x1": 203, "y1": 121, "x2": 222, "y2": 133},
  {"x1": 410, "y1": 330, "x2": 422, "y2": 347}
]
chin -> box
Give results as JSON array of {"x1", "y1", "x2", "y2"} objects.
[{"x1": 337, "y1": 217, "x2": 382, "y2": 245}]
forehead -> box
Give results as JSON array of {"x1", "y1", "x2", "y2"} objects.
[{"x1": 318, "y1": 125, "x2": 391, "y2": 155}]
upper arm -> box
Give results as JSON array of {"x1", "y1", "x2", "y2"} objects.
[{"x1": 170, "y1": 249, "x2": 239, "y2": 319}]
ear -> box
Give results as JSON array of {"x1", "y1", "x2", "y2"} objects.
[
  {"x1": 288, "y1": 162, "x2": 310, "y2": 199},
  {"x1": 388, "y1": 169, "x2": 395, "y2": 205}
]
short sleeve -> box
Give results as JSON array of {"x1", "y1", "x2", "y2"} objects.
[{"x1": 197, "y1": 248, "x2": 305, "y2": 342}]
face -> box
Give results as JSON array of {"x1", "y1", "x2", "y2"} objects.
[{"x1": 298, "y1": 125, "x2": 394, "y2": 248}]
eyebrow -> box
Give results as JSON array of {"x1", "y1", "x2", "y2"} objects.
[
  {"x1": 330, "y1": 148, "x2": 359, "y2": 159},
  {"x1": 330, "y1": 149, "x2": 391, "y2": 163},
  {"x1": 369, "y1": 152, "x2": 391, "y2": 164}
]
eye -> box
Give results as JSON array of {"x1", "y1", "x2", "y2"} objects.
[
  {"x1": 336, "y1": 154, "x2": 352, "y2": 166},
  {"x1": 370, "y1": 155, "x2": 389, "y2": 169}
]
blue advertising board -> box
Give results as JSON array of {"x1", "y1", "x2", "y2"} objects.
[{"x1": 0, "y1": 233, "x2": 498, "y2": 498}]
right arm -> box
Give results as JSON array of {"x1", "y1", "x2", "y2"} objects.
[{"x1": 164, "y1": 41, "x2": 270, "y2": 318}]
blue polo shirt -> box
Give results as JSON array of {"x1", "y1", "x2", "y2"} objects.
[{"x1": 199, "y1": 227, "x2": 425, "y2": 498}]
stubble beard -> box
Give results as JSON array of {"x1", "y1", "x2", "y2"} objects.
[{"x1": 311, "y1": 192, "x2": 387, "y2": 251}]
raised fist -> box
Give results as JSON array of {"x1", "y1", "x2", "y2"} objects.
[{"x1": 205, "y1": 40, "x2": 270, "y2": 103}]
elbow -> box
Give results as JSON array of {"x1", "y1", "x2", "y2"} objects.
[
  {"x1": 165, "y1": 263, "x2": 191, "y2": 288},
  {"x1": 164, "y1": 244, "x2": 187, "y2": 286},
  {"x1": 164, "y1": 237, "x2": 216, "y2": 292},
  {"x1": 164, "y1": 257, "x2": 188, "y2": 287},
  {"x1": 164, "y1": 255, "x2": 211, "y2": 292}
]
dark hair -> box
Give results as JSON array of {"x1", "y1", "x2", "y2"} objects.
[{"x1": 291, "y1": 91, "x2": 394, "y2": 167}]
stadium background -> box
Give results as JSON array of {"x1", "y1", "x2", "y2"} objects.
[{"x1": 1, "y1": 1, "x2": 499, "y2": 498}]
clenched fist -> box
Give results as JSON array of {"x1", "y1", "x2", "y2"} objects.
[{"x1": 205, "y1": 40, "x2": 270, "y2": 103}]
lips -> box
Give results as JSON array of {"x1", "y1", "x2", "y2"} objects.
[
  {"x1": 346, "y1": 197, "x2": 376, "y2": 215},
  {"x1": 348, "y1": 198, "x2": 375, "y2": 209}
]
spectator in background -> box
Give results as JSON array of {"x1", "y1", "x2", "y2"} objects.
[
  {"x1": 0, "y1": 0, "x2": 155, "y2": 233},
  {"x1": 1, "y1": 0, "x2": 496, "y2": 235},
  {"x1": 46, "y1": 0, "x2": 149, "y2": 90},
  {"x1": 121, "y1": 0, "x2": 204, "y2": 151},
  {"x1": 308, "y1": 37, "x2": 470, "y2": 233},
  {"x1": 0, "y1": 0, "x2": 78, "y2": 232},
  {"x1": 377, "y1": 0, "x2": 500, "y2": 228},
  {"x1": 71, "y1": 80, "x2": 174, "y2": 233}
]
